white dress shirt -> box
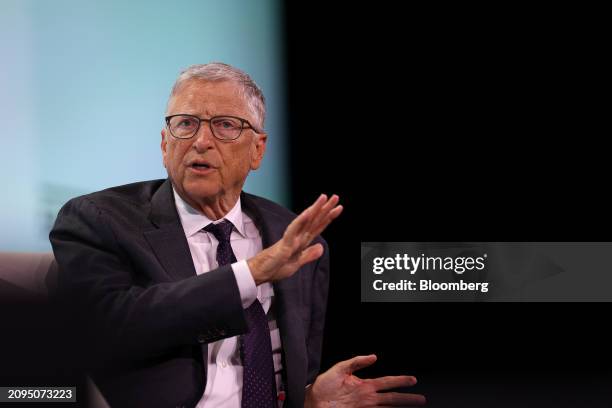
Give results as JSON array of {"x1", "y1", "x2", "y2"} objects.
[{"x1": 172, "y1": 189, "x2": 284, "y2": 407}]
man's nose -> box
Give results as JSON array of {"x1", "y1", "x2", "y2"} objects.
[{"x1": 192, "y1": 122, "x2": 215, "y2": 151}]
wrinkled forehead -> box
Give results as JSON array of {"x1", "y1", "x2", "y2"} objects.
[{"x1": 166, "y1": 79, "x2": 250, "y2": 116}]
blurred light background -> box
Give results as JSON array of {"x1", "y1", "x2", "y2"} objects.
[{"x1": 1, "y1": 0, "x2": 287, "y2": 251}]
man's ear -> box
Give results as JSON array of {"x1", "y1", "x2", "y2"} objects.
[
  {"x1": 250, "y1": 133, "x2": 267, "y2": 170},
  {"x1": 161, "y1": 128, "x2": 168, "y2": 169}
]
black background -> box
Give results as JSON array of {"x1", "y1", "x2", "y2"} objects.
[{"x1": 285, "y1": 3, "x2": 610, "y2": 407}]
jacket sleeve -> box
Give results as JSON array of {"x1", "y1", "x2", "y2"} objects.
[{"x1": 49, "y1": 196, "x2": 248, "y2": 364}]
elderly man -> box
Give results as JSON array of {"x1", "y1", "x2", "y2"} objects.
[{"x1": 50, "y1": 63, "x2": 424, "y2": 408}]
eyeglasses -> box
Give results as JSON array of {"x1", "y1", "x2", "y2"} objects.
[{"x1": 165, "y1": 114, "x2": 263, "y2": 141}]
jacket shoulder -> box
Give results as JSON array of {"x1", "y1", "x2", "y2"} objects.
[
  {"x1": 65, "y1": 179, "x2": 165, "y2": 209},
  {"x1": 241, "y1": 192, "x2": 297, "y2": 223},
  {"x1": 55, "y1": 180, "x2": 168, "y2": 231}
]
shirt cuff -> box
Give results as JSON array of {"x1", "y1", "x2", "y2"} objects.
[{"x1": 232, "y1": 260, "x2": 257, "y2": 309}]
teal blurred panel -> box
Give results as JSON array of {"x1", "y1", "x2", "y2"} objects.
[
  {"x1": 1, "y1": 1, "x2": 39, "y2": 250},
  {"x1": 0, "y1": 0, "x2": 287, "y2": 250}
]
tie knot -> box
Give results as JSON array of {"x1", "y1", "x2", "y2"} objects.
[{"x1": 203, "y1": 219, "x2": 234, "y2": 243}]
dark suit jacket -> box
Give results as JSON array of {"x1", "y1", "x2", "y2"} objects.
[{"x1": 49, "y1": 179, "x2": 329, "y2": 408}]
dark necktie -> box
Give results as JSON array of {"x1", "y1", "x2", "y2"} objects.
[{"x1": 203, "y1": 220, "x2": 277, "y2": 408}]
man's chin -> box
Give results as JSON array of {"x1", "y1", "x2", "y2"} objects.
[{"x1": 183, "y1": 184, "x2": 221, "y2": 202}]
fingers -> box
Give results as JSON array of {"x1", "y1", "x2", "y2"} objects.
[
  {"x1": 310, "y1": 203, "x2": 343, "y2": 239},
  {"x1": 308, "y1": 194, "x2": 338, "y2": 229},
  {"x1": 284, "y1": 195, "x2": 322, "y2": 240},
  {"x1": 305, "y1": 194, "x2": 331, "y2": 230},
  {"x1": 302, "y1": 194, "x2": 335, "y2": 237},
  {"x1": 302, "y1": 194, "x2": 342, "y2": 243},
  {"x1": 285, "y1": 194, "x2": 342, "y2": 247},
  {"x1": 366, "y1": 376, "x2": 417, "y2": 391},
  {"x1": 336, "y1": 354, "x2": 377, "y2": 374},
  {"x1": 285, "y1": 194, "x2": 327, "y2": 239},
  {"x1": 377, "y1": 392, "x2": 426, "y2": 406}
]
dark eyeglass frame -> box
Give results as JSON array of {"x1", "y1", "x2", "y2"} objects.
[{"x1": 165, "y1": 114, "x2": 264, "y2": 141}]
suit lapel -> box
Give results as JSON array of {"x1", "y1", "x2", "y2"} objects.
[
  {"x1": 241, "y1": 193, "x2": 307, "y2": 407},
  {"x1": 143, "y1": 179, "x2": 198, "y2": 281},
  {"x1": 142, "y1": 180, "x2": 207, "y2": 379}
]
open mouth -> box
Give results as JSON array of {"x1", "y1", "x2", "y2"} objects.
[{"x1": 189, "y1": 162, "x2": 216, "y2": 173}]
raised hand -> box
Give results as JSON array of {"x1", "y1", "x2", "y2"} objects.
[{"x1": 248, "y1": 194, "x2": 342, "y2": 284}]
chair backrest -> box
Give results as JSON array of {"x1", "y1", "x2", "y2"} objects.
[
  {"x1": 0, "y1": 252, "x2": 57, "y2": 298},
  {"x1": 0, "y1": 251, "x2": 111, "y2": 407}
]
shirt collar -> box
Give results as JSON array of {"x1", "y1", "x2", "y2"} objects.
[{"x1": 173, "y1": 188, "x2": 246, "y2": 238}]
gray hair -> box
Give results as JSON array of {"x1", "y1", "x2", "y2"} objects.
[{"x1": 168, "y1": 62, "x2": 266, "y2": 131}]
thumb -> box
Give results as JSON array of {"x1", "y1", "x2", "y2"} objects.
[
  {"x1": 297, "y1": 243, "x2": 324, "y2": 266},
  {"x1": 336, "y1": 354, "x2": 377, "y2": 375}
]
